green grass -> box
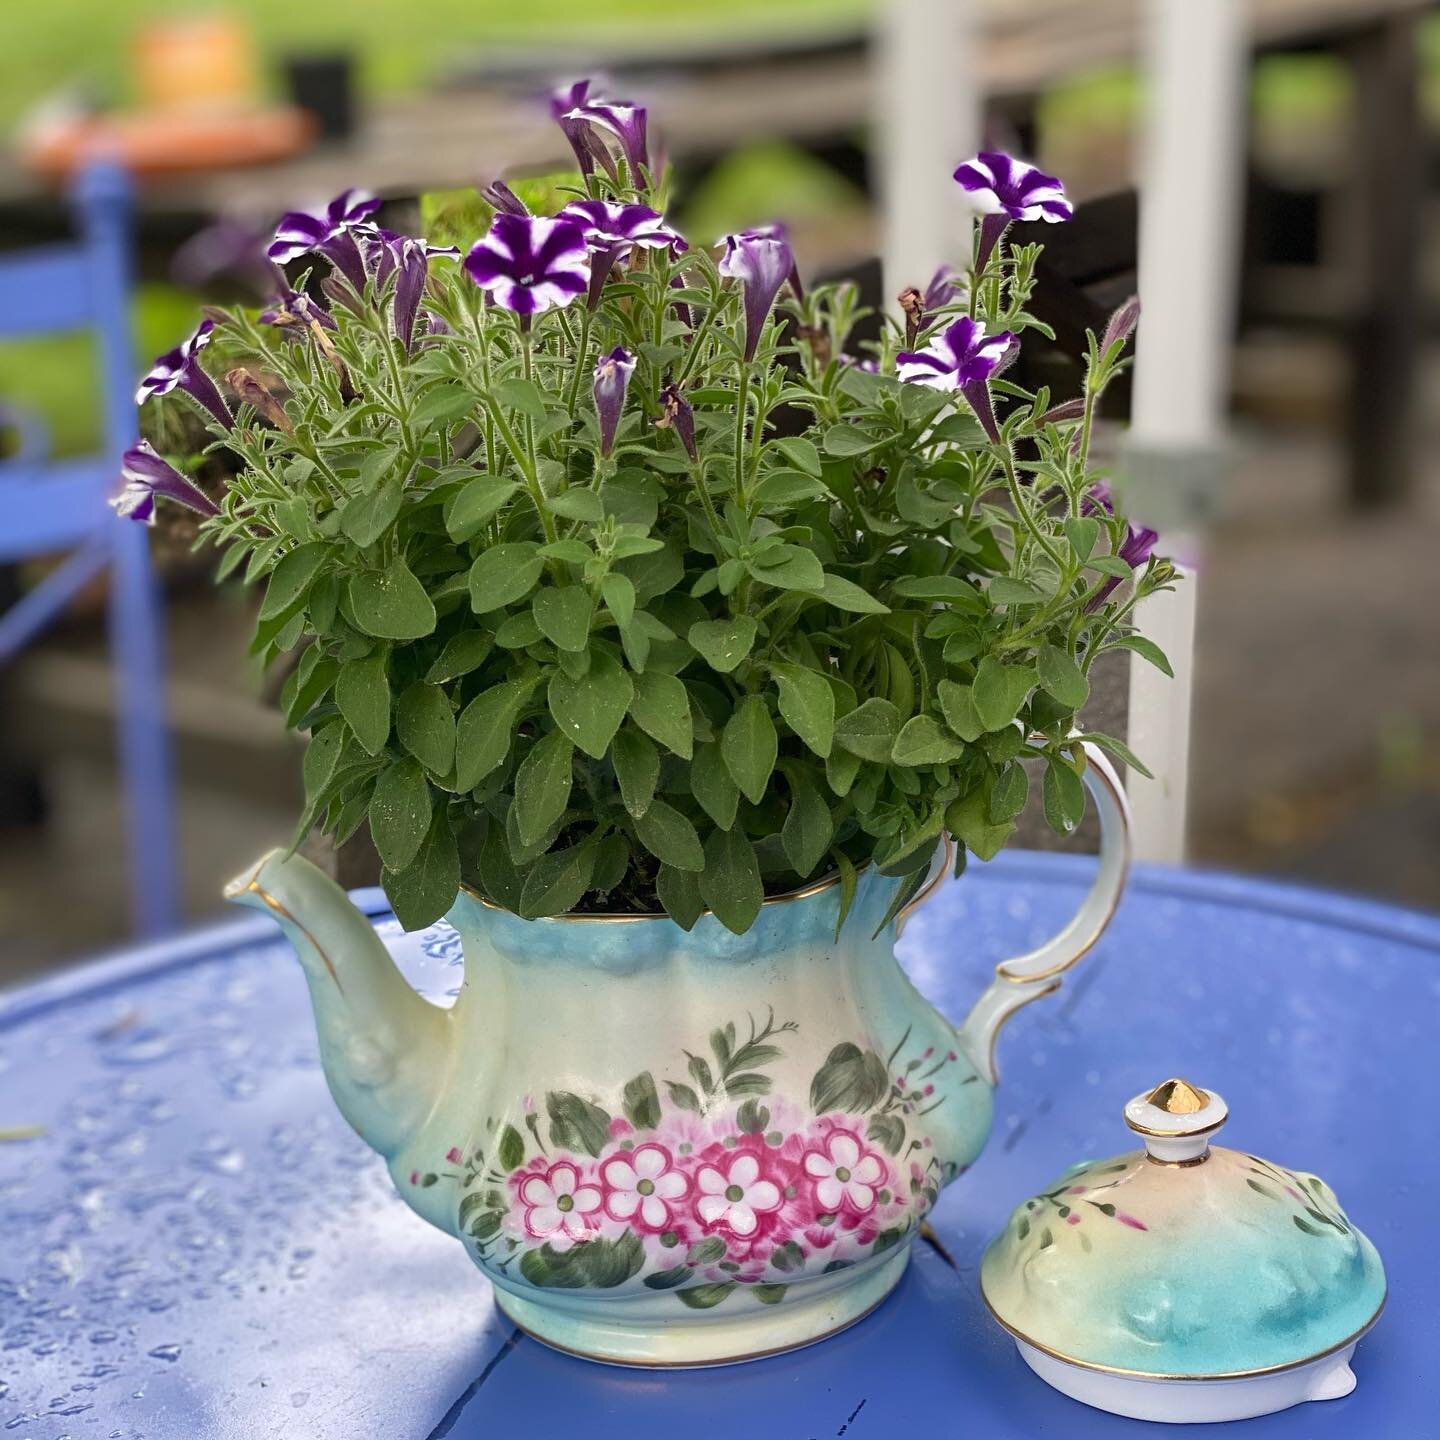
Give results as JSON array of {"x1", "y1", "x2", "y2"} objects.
[{"x1": 3, "y1": 0, "x2": 871, "y2": 128}]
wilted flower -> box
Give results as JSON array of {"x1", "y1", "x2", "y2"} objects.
[
  {"x1": 897, "y1": 315, "x2": 1015, "y2": 441},
  {"x1": 898, "y1": 285, "x2": 925, "y2": 347},
  {"x1": 953, "y1": 152, "x2": 1072, "y2": 271},
  {"x1": 267, "y1": 188, "x2": 382, "y2": 293},
  {"x1": 718, "y1": 228, "x2": 797, "y2": 362},
  {"x1": 656, "y1": 381, "x2": 697, "y2": 461},
  {"x1": 559, "y1": 200, "x2": 686, "y2": 305},
  {"x1": 259, "y1": 288, "x2": 337, "y2": 337},
  {"x1": 110, "y1": 441, "x2": 219, "y2": 524},
  {"x1": 463, "y1": 213, "x2": 590, "y2": 319},
  {"x1": 593, "y1": 346, "x2": 636, "y2": 457},
  {"x1": 135, "y1": 319, "x2": 232, "y2": 429},
  {"x1": 226, "y1": 368, "x2": 293, "y2": 433}
]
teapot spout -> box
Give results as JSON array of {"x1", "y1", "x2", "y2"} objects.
[{"x1": 225, "y1": 848, "x2": 450, "y2": 1159}]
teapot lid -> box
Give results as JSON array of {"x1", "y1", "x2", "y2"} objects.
[{"x1": 979, "y1": 1077, "x2": 1387, "y2": 1380}]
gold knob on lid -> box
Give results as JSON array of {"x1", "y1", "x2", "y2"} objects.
[{"x1": 1124, "y1": 1078, "x2": 1229, "y2": 1164}]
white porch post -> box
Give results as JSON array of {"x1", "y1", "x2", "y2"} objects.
[
  {"x1": 874, "y1": 0, "x2": 980, "y2": 295},
  {"x1": 1126, "y1": 0, "x2": 1247, "y2": 862}
]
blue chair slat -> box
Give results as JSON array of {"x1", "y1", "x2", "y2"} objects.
[
  {"x1": 0, "y1": 247, "x2": 99, "y2": 339},
  {"x1": 0, "y1": 161, "x2": 179, "y2": 937}
]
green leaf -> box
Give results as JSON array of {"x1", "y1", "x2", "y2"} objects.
[
  {"x1": 454, "y1": 680, "x2": 528, "y2": 791},
  {"x1": 769, "y1": 662, "x2": 834, "y2": 758},
  {"x1": 891, "y1": 714, "x2": 965, "y2": 766},
  {"x1": 1108, "y1": 635, "x2": 1174, "y2": 677},
  {"x1": 347, "y1": 557, "x2": 437, "y2": 640},
  {"x1": 369, "y1": 757, "x2": 432, "y2": 872},
  {"x1": 643, "y1": 1264, "x2": 695, "y2": 1290},
  {"x1": 494, "y1": 376, "x2": 547, "y2": 421},
  {"x1": 545, "y1": 1090, "x2": 612, "y2": 1158},
  {"x1": 611, "y1": 728, "x2": 659, "y2": 817},
  {"x1": 1043, "y1": 756, "x2": 1087, "y2": 834},
  {"x1": 411, "y1": 382, "x2": 475, "y2": 427},
  {"x1": 425, "y1": 631, "x2": 493, "y2": 685},
  {"x1": 548, "y1": 652, "x2": 634, "y2": 759},
  {"x1": 987, "y1": 577, "x2": 1047, "y2": 607},
  {"x1": 687, "y1": 1236, "x2": 727, "y2": 1265},
  {"x1": 445, "y1": 477, "x2": 519, "y2": 542},
  {"x1": 833, "y1": 697, "x2": 900, "y2": 762},
  {"x1": 340, "y1": 478, "x2": 404, "y2": 549},
  {"x1": 890, "y1": 574, "x2": 982, "y2": 604},
  {"x1": 1064, "y1": 515, "x2": 1099, "y2": 561},
  {"x1": 1037, "y1": 644, "x2": 1089, "y2": 710},
  {"x1": 621, "y1": 1072, "x2": 662, "y2": 1130},
  {"x1": 395, "y1": 683, "x2": 456, "y2": 776},
  {"x1": 494, "y1": 611, "x2": 542, "y2": 648},
  {"x1": 688, "y1": 616, "x2": 757, "y2": 674},
  {"x1": 656, "y1": 864, "x2": 705, "y2": 929},
  {"x1": 990, "y1": 762, "x2": 1030, "y2": 823},
  {"x1": 1088, "y1": 555, "x2": 1134, "y2": 580},
  {"x1": 822, "y1": 423, "x2": 887, "y2": 457},
  {"x1": 809, "y1": 1042, "x2": 888, "y2": 1112},
  {"x1": 699, "y1": 826, "x2": 763, "y2": 935},
  {"x1": 936, "y1": 680, "x2": 985, "y2": 742},
  {"x1": 600, "y1": 573, "x2": 635, "y2": 628},
  {"x1": 259, "y1": 542, "x2": 328, "y2": 621},
  {"x1": 336, "y1": 653, "x2": 390, "y2": 756},
  {"x1": 721, "y1": 696, "x2": 778, "y2": 805},
  {"x1": 971, "y1": 657, "x2": 1037, "y2": 732},
  {"x1": 946, "y1": 786, "x2": 1014, "y2": 861},
  {"x1": 1082, "y1": 730, "x2": 1154, "y2": 779},
  {"x1": 512, "y1": 730, "x2": 574, "y2": 847},
  {"x1": 781, "y1": 770, "x2": 833, "y2": 878},
  {"x1": 498, "y1": 1124, "x2": 525, "y2": 1171},
  {"x1": 468, "y1": 542, "x2": 544, "y2": 614},
  {"x1": 690, "y1": 742, "x2": 739, "y2": 830},
  {"x1": 381, "y1": 806, "x2": 459, "y2": 931},
  {"x1": 819, "y1": 573, "x2": 888, "y2": 614},
  {"x1": 532, "y1": 586, "x2": 593, "y2": 652},
  {"x1": 773, "y1": 436, "x2": 821, "y2": 476},
  {"x1": 867, "y1": 1113, "x2": 906, "y2": 1156},
  {"x1": 629, "y1": 671, "x2": 693, "y2": 758},
  {"x1": 636, "y1": 799, "x2": 704, "y2": 871},
  {"x1": 675, "y1": 1283, "x2": 737, "y2": 1310},
  {"x1": 748, "y1": 545, "x2": 824, "y2": 592},
  {"x1": 519, "y1": 841, "x2": 597, "y2": 918}
]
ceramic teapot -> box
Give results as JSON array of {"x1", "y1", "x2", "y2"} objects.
[{"x1": 227, "y1": 743, "x2": 1130, "y2": 1366}]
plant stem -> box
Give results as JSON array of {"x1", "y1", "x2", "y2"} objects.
[
  {"x1": 565, "y1": 307, "x2": 594, "y2": 419},
  {"x1": 1000, "y1": 447, "x2": 1065, "y2": 571},
  {"x1": 733, "y1": 368, "x2": 751, "y2": 508}
]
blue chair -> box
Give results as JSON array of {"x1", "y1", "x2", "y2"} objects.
[{"x1": 0, "y1": 162, "x2": 179, "y2": 938}]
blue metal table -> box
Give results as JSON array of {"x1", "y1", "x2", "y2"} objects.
[{"x1": 2, "y1": 853, "x2": 1436, "y2": 1438}]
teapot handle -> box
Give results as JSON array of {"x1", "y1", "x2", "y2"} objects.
[{"x1": 903, "y1": 742, "x2": 1133, "y2": 1085}]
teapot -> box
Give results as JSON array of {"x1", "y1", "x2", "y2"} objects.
[{"x1": 227, "y1": 743, "x2": 1130, "y2": 1366}]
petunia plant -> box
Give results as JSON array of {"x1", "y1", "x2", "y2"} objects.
[{"x1": 119, "y1": 84, "x2": 1174, "y2": 933}]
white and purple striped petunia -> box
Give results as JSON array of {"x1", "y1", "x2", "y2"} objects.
[
  {"x1": 110, "y1": 441, "x2": 219, "y2": 525},
  {"x1": 463, "y1": 213, "x2": 590, "y2": 319},
  {"x1": 135, "y1": 320, "x2": 232, "y2": 429},
  {"x1": 718, "y1": 227, "x2": 798, "y2": 362},
  {"x1": 559, "y1": 199, "x2": 686, "y2": 305},
  {"x1": 565, "y1": 99, "x2": 649, "y2": 176},
  {"x1": 267, "y1": 188, "x2": 382, "y2": 293},
  {"x1": 953, "y1": 152, "x2": 1072, "y2": 271},
  {"x1": 593, "y1": 347, "x2": 636, "y2": 458},
  {"x1": 923, "y1": 263, "x2": 968, "y2": 313},
  {"x1": 656, "y1": 381, "x2": 697, "y2": 461},
  {"x1": 259, "y1": 288, "x2": 338, "y2": 339},
  {"x1": 897, "y1": 315, "x2": 1016, "y2": 441}
]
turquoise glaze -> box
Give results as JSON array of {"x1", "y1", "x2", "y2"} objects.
[
  {"x1": 222, "y1": 746, "x2": 1130, "y2": 1365},
  {"x1": 981, "y1": 1084, "x2": 1387, "y2": 1382}
]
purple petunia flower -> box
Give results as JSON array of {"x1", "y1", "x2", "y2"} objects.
[
  {"x1": 656, "y1": 381, "x2": 697, "y2": 461},
  {"x1": 718, "y1": 228, "x2": 798, "y2": 362},
  {"x1": 923, "y1": 263, "x2": 968, "y2": 312},
  {"x1": 897, "y1": 315, "x2": 1016, "y2": 442},
  {"x1": 481, "y1": 179, "x2": 529, "y2": 216},
  {"x1": 559, "y1": 199, "x2": 686, "y2": 306},
  {"x1": 953, "y1": 152, "x2": 1072, "y2": 272},
  {"x1": 593, "y1": 347, "x2": 636, "y2": 458},
  {"x1": 110, "y1": 441, "x2": 219, "y2": 525},
  {"x1": 135, "y1": 319, "x2": 232, "y2": 429},
  {"x1": 1083, "y1": 481, "x2": 1160, "y2": 608},
  {"x1": 548, "y1": 78, "x2": 593, "y2": 119},
  {"x1": 362, "y1": 232, "x2": 444, "y2": 352},
  {"x1": 565, "y1": 98, "x2": 649, "y2": 176},
  {"x1": 268, "y1": 188, "x2": 382, "y2": 293},
  {"x1": 463, "y1": 213, "x2": 590, "y2": 319}
]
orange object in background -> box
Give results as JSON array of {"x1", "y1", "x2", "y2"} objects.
[
  {"x1": 17, "y1": 10, "x2": 317, "y2": 181},
  {"x1": 133, "y1": 12, "x2": 259, "y2": 112}
]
